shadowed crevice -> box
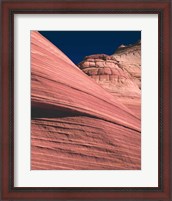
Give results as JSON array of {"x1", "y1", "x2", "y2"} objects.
[
  {"x1": 31, "y1": 106, "x2": 140, "y2": 134},
  {"x1": 31, "y1": 106, "x2": 91, "y2": 119}
]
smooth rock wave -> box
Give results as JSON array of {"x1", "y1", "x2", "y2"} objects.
[{"x1": 31, "y1": 31, "x2": 141, "y2": 170}]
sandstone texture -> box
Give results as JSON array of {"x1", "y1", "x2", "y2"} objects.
[
  {"x1": 31, "y1": 31, "x2": 141, "y2": 170},
  {"x1": 78, "y1": 41, "x2": 141, "y2": 118}
]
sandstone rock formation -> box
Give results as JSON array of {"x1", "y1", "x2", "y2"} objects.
[
  {"x1": 78, "y1": 41, "x2": 141, "y2": 118},
  {"x1": 31, "y1": 31, "x2": 141, "y2": 170}
]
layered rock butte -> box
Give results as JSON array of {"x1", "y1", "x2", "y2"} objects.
[
  {"x1": 78, "y1": 41, "x2": 141, "y2": 118},
  {"x1": 31, "y1": 31, "x2": 141, "y2": 170}
]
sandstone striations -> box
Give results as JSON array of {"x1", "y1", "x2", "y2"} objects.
[
  {"x1": 78, "y1": 41, "x2": 141, "y2": 118},
  {"x1": 31, "y1": 31, "x2": 141, "y2": 170}
]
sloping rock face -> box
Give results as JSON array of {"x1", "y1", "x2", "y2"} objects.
[
  {"x1": 78, "y1": 41, "x2": 141, "y2": 118},
  {"x1": 31, "y1": 31, "x2": 141, "y2": 170}
]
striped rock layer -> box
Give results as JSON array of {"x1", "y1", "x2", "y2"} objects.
[{"x1": 31, "y1": 31, "x2": 141, "y2": 170}]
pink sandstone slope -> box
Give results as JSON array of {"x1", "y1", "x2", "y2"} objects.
[
  {"x1": 31, "y1": 31, "x2": 141, "y2": 170},
  {"x1": 78, "y1": 41, "x2": 141, "y2": 118}
]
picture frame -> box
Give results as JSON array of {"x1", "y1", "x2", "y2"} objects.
[{"x1": 1, "y1": 0, "x2": 171, "y2": 200}]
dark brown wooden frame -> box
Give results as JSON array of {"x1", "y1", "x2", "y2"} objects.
[{"x1": 1, "y1": 0, "x2": 171, "y2": 200}]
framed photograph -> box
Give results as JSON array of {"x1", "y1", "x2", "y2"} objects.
[{"x1": 1, "y1": 0, "x2": 171, "y2": 200}]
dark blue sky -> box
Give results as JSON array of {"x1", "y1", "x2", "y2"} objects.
[{"x1": 39, "y1": 31, "x2": 141, "y2": 65}]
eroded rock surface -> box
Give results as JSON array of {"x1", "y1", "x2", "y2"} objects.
[
  {"x1": 78, "y1": 41, "x2": 141, "y2": 118},
  {"x1": 31, "y1": 32, "x2": 141, "y2": 170}
]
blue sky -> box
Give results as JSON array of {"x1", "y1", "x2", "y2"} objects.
[{"x1": 39, "y1": 31, "x2": 141, "y2": 65}]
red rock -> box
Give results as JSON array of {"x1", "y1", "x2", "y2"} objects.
[
  {"x1": 96, "y1": 61, "x2": 105, "y2": 68},
  {"x1": 78, "y1": 41, "x2": 141, "y2": 118},
  {"x1": 31, "y1": 31, "x2": 141, "y2": 170}
]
